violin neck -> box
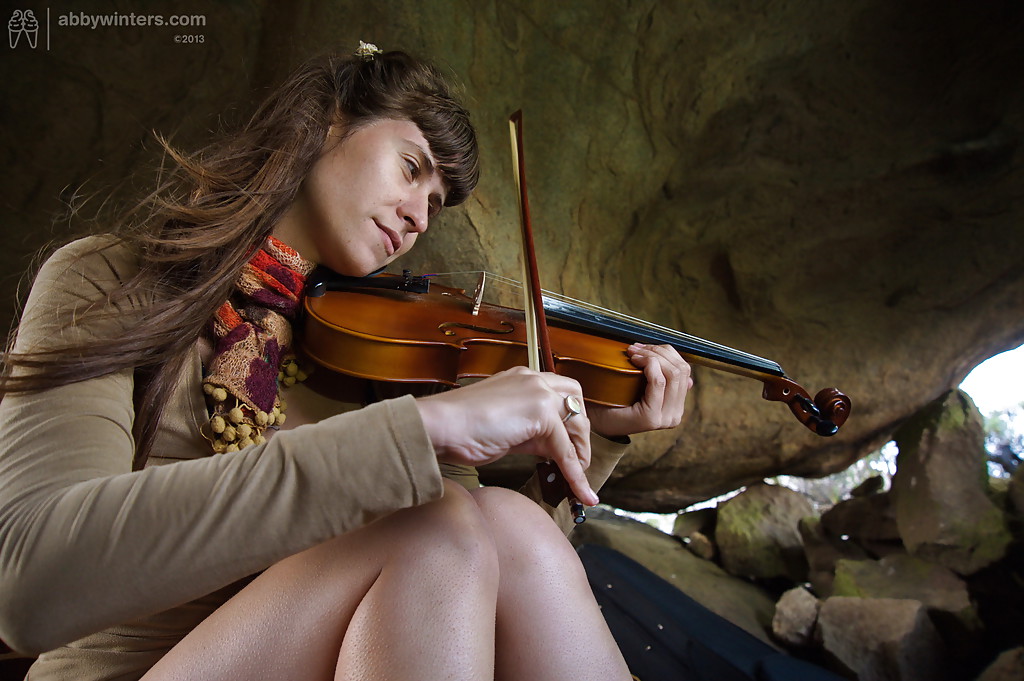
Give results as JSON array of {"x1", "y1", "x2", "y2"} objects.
[{"x1": 540, "y1": 292, "x2": 785, "y2": 378}]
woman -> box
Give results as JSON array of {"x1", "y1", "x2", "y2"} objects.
[{"x1": 0, "y1": 45, "x2": 691, "y2": 680}]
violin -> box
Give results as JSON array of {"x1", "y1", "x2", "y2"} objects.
[{"x1": 302, "y1": 268, "x2": 851, "y2": 437}]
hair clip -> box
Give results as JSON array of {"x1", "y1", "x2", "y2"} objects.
[{"x1": 355, "y1": 40, "x2": 383, "y2": 60}]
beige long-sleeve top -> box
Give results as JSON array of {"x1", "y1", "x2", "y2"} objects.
[{"x1": 0, "y1": 237, "x2": 628, "y2": 680}]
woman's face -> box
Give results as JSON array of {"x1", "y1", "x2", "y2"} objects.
[{"x1": 276, "y1": 118, "x2": 448, "y2": 276}]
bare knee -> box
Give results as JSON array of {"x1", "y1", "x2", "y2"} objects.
[
  {"x1": 270, "y1": 480, "x2": 500, "y2": 595},
  {"x1": 470, "y1": 486, "x2": 567, "y2": 544},
  {"x1": 470, "y1": 487, "x2": 583, "y2": 577},
  {"x1": 393, "y1": 480, "x2": 500, "y2": 585}
]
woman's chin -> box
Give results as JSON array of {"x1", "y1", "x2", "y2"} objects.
[{"x1": 324, "y1": 254, "x2": 385, "y2": 277}]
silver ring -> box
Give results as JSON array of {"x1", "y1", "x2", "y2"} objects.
[{"x1": 561, "y1": 395, "x2": 583, "y2": 422}]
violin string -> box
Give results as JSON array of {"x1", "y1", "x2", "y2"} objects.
[{"x1": 430, "y1": 271, "x2": 780, "y2": 373}]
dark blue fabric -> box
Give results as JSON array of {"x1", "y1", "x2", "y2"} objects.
[
  {"x1": 755, "y1": 653, "x2": 849, "y2": 681},
  {"x1": 577, "y1": 544, "x2": 846, "y2": 681}
]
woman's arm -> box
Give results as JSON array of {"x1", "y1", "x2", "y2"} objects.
[{"x1": 0, "y1": 239, "x2": 444, "y2": 655}]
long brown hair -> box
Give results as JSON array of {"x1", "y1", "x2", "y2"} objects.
[{"x1": 1, "y1": 50, "x2": 479, "y2": 467}]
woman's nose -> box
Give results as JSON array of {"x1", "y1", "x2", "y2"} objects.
[{"x1": 398, "y1": 193, "x2": 430, "y2": 233}]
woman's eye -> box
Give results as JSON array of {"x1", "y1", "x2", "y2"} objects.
[{"x1": 405, "y1": 157, "x2": 420, "y2": 178}]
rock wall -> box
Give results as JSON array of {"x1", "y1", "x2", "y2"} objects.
[{"x1": 2, "y1": 0, "x2": 1023, "y2": 510}]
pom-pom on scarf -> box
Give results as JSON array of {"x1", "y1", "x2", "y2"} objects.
[{"x1": 201, "y1": 236, "x2": 315, "y2": 452}]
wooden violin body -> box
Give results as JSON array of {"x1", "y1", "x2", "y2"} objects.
[
  {"x1": 303, "y1": 271, "x2": 643, "y2": 407},
  {"x1": 302, "y1": 269, "x2": 851, "y2": 437}
]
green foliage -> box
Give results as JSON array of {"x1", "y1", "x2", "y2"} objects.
[{"x1": 982, "y1": 402, "x2": 1023, "y2": 476}]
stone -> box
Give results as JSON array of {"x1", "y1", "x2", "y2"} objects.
[
  {"x1": 892, "y1": 391, "x2": 1012, "y2": 574},
  {"x1": 832, "y1": 554, "x2": 982, "y2": 660},
  {"x1": 976, "y1": 647, "x2": 1024, "y2": 681},
  {"x1": 683, "y1": 530, "x2": 715, "y2": 561},
  {"x1": 1008, "y1": 464, "x2": 1024, "y2": 520},
  {"x1": 988, "y1": 475, "x2": 1011, "y2": 517},
  {"x1": 570, "y1": 512, "x2": 778, "y2": 644},
  {"x1": 963, "y1": 545, "x2": 1024, "y2": 674},
  {"x1": 832, "y1": 554, "x2": 976, "y2": 621},
  {"x1": 799, "y1": 516, "x2": 869, "y2": 597},
  {"x1": 820, "y1": 491, "x2": 901, "y2": 544},
  {"x1": 817, "y1": 597, "x2": 948, "y2": 681},
  {"x1": 850, "y1": 475, "x2": 885, "y2": 498},
  {"x1": 715, "y1": 483, "x2": 814, "y2": 583},
  {"x1": 672, "y1": 507, "x2": 716, "y2": 540},
  {"x1": 772, "y1": 586, "x2": 820, "y2": 648}
]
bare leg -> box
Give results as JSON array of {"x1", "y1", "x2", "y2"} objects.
[
  {"x1": 470, "y1": 487, "x2": 632, "y2": 681},
  {"x1": 141, "y1": 480, "x2": 499, "y2": 681}
]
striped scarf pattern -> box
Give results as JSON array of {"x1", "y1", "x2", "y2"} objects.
[{"x1": 201, "y1": 236, "x2": 315, "y2": 452}]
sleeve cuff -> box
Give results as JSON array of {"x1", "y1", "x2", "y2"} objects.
[{"x1": 380, "y1": 394, "x2": 445, "y2": 506}]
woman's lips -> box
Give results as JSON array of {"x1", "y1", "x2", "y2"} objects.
[{"x1": 376, "y1": 221, "x2": 401, "y2": 256}]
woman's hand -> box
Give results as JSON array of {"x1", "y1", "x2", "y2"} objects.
[
  {"x1": 415, "y1": 367, "x2": 598, "y2": 506},
  {"x1": 587, "y1": 343, "x2": 692, "y2": 439}
]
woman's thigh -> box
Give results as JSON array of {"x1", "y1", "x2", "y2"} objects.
[
  {"x1": 141, "y1": 480, "x2": 498, "y2": 681},
  {"x1": 470, "y1": 487, "x2": 632, "y2": 681}
]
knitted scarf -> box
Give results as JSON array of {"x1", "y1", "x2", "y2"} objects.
[{"x1": 201, "y1": 236, "x2": 315, "y2": 453}]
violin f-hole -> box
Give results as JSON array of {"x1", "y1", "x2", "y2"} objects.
[{"x1": 438, "y1": 320, "x2": 515, "y2": 337}]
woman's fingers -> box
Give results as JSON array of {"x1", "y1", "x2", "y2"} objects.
[
  {"x1": 416, "y1": 368, "x2": 596, "y2": 504},
  {"x1": 588, "y1": 343, "x2": 692, "y2": 438},
  {"x1": 546, "y1": 397, "x2": 599, "y2": 505},
  {"x1": 632, "y1": 344, "x2": 689, "y2": 429},
  {"x1": 507, "y1": 373, "x2": 597, "y2": 504}
]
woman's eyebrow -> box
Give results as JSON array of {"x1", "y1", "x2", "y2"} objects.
[
  {"x1": 407, "y1": 140, "x2": 449, "y2": 204},
  {"x1": 405, "y1": 140, "x2": 437, "y2": 175}
]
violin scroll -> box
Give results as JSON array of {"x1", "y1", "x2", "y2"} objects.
[
  {"x1": 762, "y1": 378, "x2": 852, "y2": 437},
  {"x1": 813, "y1": 388, "x2": 852, "y2": 432}
]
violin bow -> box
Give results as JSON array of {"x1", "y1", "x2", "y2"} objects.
[
  {"x1": 508, "y1": 111, "x2": 552, "y2": 371},
  {"x1": 509, "y1": 110, "x2": 587, "y2": 523}
]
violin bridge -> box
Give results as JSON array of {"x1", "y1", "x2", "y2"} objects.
[{"x1": 471, "y1": 271, "x2": 486, "y2": 316}]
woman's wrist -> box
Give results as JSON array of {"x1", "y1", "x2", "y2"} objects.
[{"x1": 414, "y1": 394, "x2": 453, "y2": 462}]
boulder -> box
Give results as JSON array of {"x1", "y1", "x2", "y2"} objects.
[
  {"x1": 1008, "y1": 464, "x2": 1024, "y2": 520},
  {"x1": 672, "y1": 507, "x2": 718, "y2": 560},
  {"x1": 716, "y1": 483, "x2": 814, "y2": 583},
  {"x1": 820, "y1": 490, "x2": 905, "y2": 559},
  {"x1": 962, "y1": 544, "x2": 1024, "y2": 672},
  {"x1": 891, "y1": 390, "x2": 1012, "y2": 574},
  {"x1": 799, "y1": 516, "x2": 869, "y2": 597},
  {"x1": 683, "y1": 530, "x2": 716, "y2": 561},
  {"x1": 817, "y1": 597, "x2": 948, "y2": 681},
  {"x1": 849, "y1": 475, "x2": 885, "y2": 498},
  {"x1": 832, "y1": 554, "x2": 976, "y2": 620},
  {"x1": 672, "y1": 507, "x2": 717, "y2": 540},
  {"x1": 571, "y1": 512, "x2": 778, "y2": 644},
  {"x1": 832, "y1": 554, "x2": 982, "y2": 660},
  {"x1": 772, "y1": 586, "x2": 820, "y2": 648},
  {"x1": 976, "y1": 647, "x2": 1024, "y2": 681}
]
